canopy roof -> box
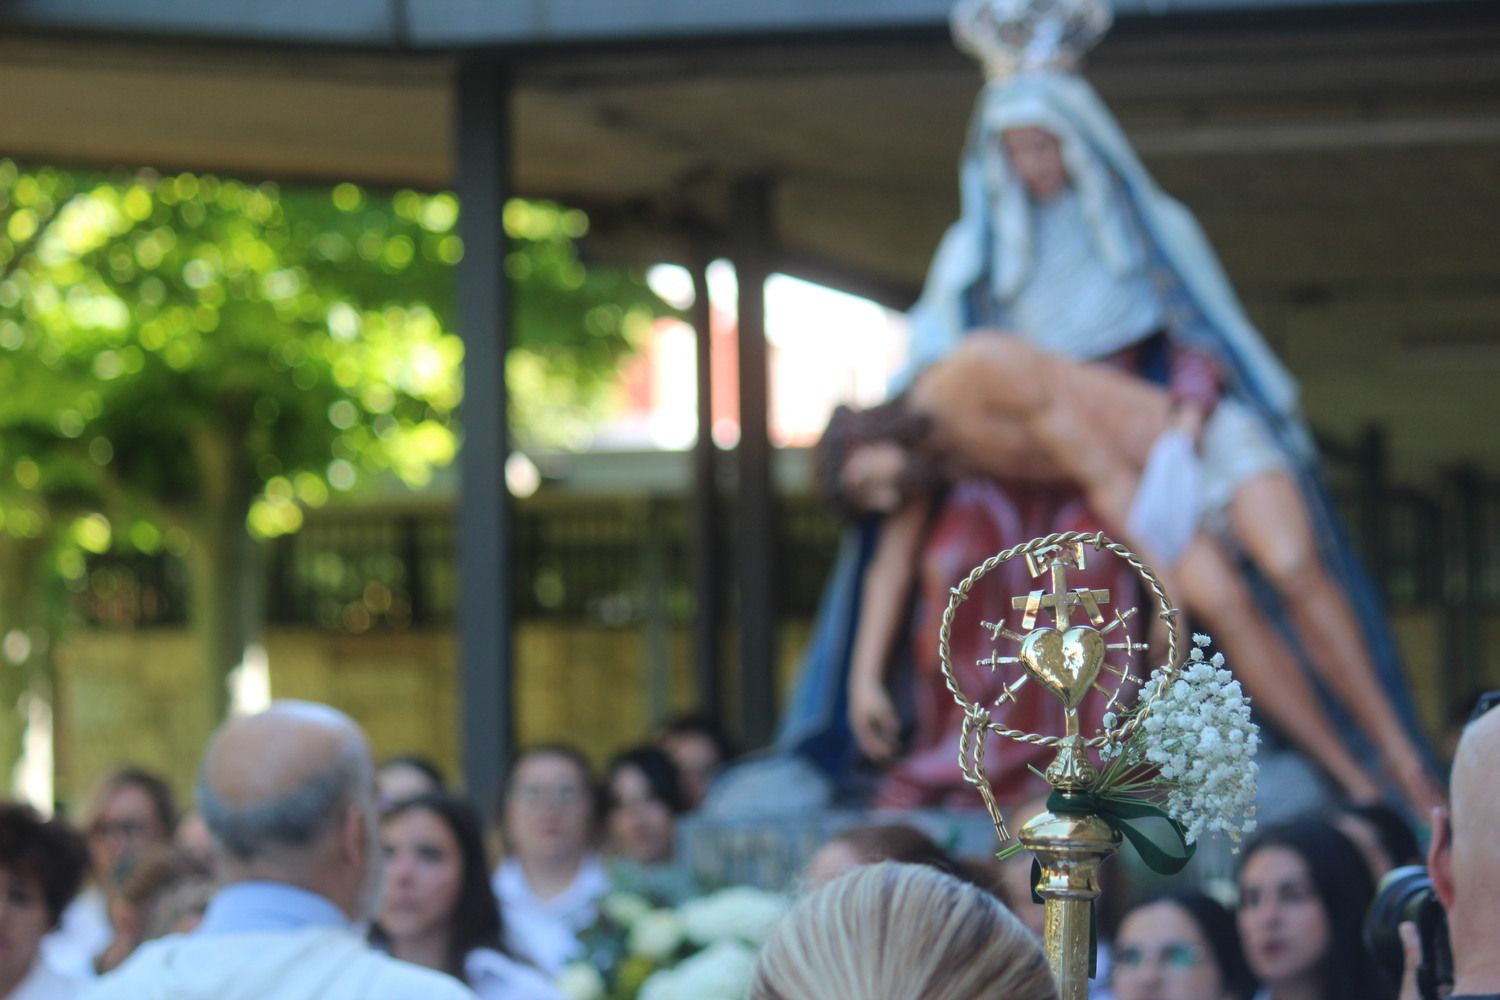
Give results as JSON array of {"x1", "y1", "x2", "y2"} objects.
[
  {"x1": 0, "y1": 0, "x2": 1445, "y2": 47},
  {"x1": 2, "y1": 0, "x2": 1498, "y2": 477}
]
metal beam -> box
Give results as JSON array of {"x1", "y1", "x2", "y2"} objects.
[
  {"x1": 731, "y1": 177, "x2": 777, "y2": 750},
  {"x1": 1133, "y1": 114, "x2": 1500, "y2": 157},
  {"x1": 691, "y1": 255, "x2": 725, "y2": 724},
  {"x1": 455, "y1": 58, "x2": 515, "y2": 810},
  {"x1": 0, "y1": 0, "x2": 1469, "y2": 49}
]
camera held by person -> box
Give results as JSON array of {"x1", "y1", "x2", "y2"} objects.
[
  {"x1": 1380, "y1": 691, "x2": 1500, "y2": 1000},
  {"x1": 1365, "y1": 864, "x2": 1453, "y2": 1000}
]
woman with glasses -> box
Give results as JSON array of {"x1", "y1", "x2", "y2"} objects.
[
  {"x1": 490, "y1": 746, "x2": 606, "y2": 976},
  {"x1": 42, "y1": 769, "x2": 174, "y2": 981},
  {"x1": 1112, "y1": 888, "x2": 1255, "y2": 1000}
]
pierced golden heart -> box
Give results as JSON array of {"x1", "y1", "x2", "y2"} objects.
[{"x1": 1019, "y1": 626, "x2": 1105, "y2": 710}]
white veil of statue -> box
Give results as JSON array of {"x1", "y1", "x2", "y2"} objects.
[{"x1": 904, "y1": 69, "x2": 1306, "y2": 463}]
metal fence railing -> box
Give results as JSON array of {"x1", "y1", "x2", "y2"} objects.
[
  {"x1": 76, "y1": 493, "x2": 845, "y2": 633},
  {"x1": 72, "y1": 463, "x2": 1484, "y2": 636}
]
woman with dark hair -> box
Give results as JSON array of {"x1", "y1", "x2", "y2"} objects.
[
  {"x1": 0, "y1": 800, "x2": 89, "y2": 998},
  {"x1": 1237, "y1": 818, "x2": 1391, "y2": 1000},
  {"x1": 374, "y1": 793, "x2": 564, "y2": 1000},
  {"x1": 1113, "y1": 888, "x2": 1256, "y2": 1000},
  {"x1": 44, "y1": 768, "x2": 175, "y2": 980},
  {"x1": 1329, "y1": 802, "x2": 1421, "y2": 882},
  {"x1": 655, "y1": 715, "x2": 733, "y2": 811},
  {"x1": 601, "y1": 747, "x2": 700, "y2": 905},
  {"x1": 603, "y1": 748, "x2": 681, "y2": 866},
  {"x1": 491, "y1": 745, "x2": 605, "y2": 976},
  {"x1": 375, "y1": 755, "x2": 447, "y2": 812},
  {"x1": 804, "y1": 822, "x2": 961, "y2": 887}
]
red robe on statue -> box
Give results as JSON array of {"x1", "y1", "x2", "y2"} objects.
[{"x1": 874, "y1": 478, "x2": 1144, "y2": 809}]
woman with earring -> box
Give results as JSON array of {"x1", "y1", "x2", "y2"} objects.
[{"x1": 373, "y1": 793, "x2": 565, "y2": 1000}]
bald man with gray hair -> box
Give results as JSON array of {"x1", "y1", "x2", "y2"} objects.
[
  {"x1": 1399, "y1": 696, "x2": 1500, "y2": 1000},
  {"x1": 83, "y1": 702, "x2": 473, "y2": 999}
]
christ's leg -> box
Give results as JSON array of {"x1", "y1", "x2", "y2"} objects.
[
  {"x1": 1041, "y1": 420, "x2": 1389, "y2": 803},
  {"x1": 1228, "y1": 472, "x2": 1443, "y2": 813},
  {"x1": 1174, "y1": 536, "x2": 1383, "y2": 803},
  {"x1": 925, "y1": 335, "x2": 1389, "y2": 797}
]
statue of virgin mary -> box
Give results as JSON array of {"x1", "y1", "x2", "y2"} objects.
[{"x1": 775, "y1": 0, "x2": 1439, "y2": 816}]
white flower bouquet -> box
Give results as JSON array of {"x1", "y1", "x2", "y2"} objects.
[
  {"x1": 637, "y1": 941, "x2": 760, "y2": 1000},
  {"x1": 1096, "y1": 633, "x2": 1260, "y2": 847},
  {"x1": 557, "y1": 886, "x2": 788, "y2": 1000},
  {"x1": 996, "y1": 631, "x2": 1260, "y2": 877}
]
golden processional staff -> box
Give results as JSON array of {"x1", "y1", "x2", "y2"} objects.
[{"x1": 939, "y1": 532, "x2": 1259, "y2": 1000}]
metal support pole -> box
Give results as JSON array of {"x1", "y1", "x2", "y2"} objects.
[
  {"x1": 454, "y1": 58, "x2": 514, "y2": 809},
  {"x1": 1357, "y1": 425, "x2": 1390, "y2": 602},
  {"x1": 643, "y1": 498, "x2": 670, "y2": 726},
  {"x1": 691, "y1": 255, "x2": 724, "y2": 723},
  {"x1": 1444, "y1": 468, "x2": 1486, "y2": 709},
  {"x1": 731, "y1": 177, "x2": 777, "y2": 749}
]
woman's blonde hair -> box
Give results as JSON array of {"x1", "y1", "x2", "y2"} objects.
[{"x1": 750, "y1": 861, "x2": 1058, "y2": 1000}]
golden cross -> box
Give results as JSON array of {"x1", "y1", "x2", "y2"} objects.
[{"x1": 1012, "y1": 541, "x2": 1110, "y2": 630}]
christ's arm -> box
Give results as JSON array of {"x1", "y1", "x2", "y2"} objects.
[{"x1": 847, "y1": 496, "x2": 931, "y2": 761}]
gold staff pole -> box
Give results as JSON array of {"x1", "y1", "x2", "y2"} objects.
[
  {"x1": 941, "y1": 532, "x2": 1177, "y2": 1000},
  {"x1": 1022, "y1": 773, "x2": 1120, "y2": 998}
]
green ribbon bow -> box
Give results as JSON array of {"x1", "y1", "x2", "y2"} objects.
[
  {"x1": 1048, "y1": 790, "x2": 1196, "y2": 875},
  {"x1": 1019, "y1": 790, "x2": 1196, "y2": 978}
]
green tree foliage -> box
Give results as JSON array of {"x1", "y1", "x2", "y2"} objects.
[{"x1": 0, "y1": 160, "x2": 663, "y2": 739}]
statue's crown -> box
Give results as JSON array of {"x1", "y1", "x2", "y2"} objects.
[{"x1": 950, "y1": 0, "x2": 1113, "y2": 80}]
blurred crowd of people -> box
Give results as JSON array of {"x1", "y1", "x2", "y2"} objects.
[
  {"x1": 0, "y1": 709, "x2": 733, "y2": 999},
  {"x1": 0, "y1": 696, "x2": 1492, "y2": 1000}
]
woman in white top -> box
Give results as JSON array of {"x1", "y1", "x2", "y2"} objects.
[
  {"x1": 373, "y1": 793, "x2": 565, "y2": 1000},
  {"x1": 490, "y1": 746, "x2": 607, "y2": 976},
  {"x1": 0, "y1": 801, "x2": 89, "y2": 1000},
  {"x1": 42, "y1": 768, "x2": 175, "y2": 981}
]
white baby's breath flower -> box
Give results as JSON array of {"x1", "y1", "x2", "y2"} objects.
[{"x1": 1097, "y1": 636, "x2": 1259, "y2": 847}]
